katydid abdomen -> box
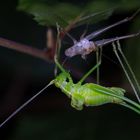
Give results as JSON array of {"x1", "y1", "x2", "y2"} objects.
[{"x1": 70, "y1": 83, "x2": 125, "y2": 110}]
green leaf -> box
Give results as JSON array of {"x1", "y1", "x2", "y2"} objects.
[
  {"x1": 17, "y1": 0, "x2": 82, "y2": 26},
  {"x1": 17, "y1": 0, "x2": 140, "y2": 27}
]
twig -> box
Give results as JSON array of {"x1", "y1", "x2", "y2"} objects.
[{"x1": 0, "y1": 37, "x2": 50, "y2": 62}]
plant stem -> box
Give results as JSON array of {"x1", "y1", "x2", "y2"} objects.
[{"x1": 0, "y1": 37, "x2": 50, "y2": 61}]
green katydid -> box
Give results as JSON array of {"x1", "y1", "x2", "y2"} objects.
[{"x1": 1, "y1": 30, "x2": 140, "y2": 128}]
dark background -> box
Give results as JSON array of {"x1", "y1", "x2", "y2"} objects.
[{"x1": 0, "y1": 0, "x2": 140, "y2": 140}]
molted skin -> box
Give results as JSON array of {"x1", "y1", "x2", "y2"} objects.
[
  {"x1": 65, "y1": 10, "x2": 140, "y2": 58},
  {"x1": 65, "y1": 39, "x2": 96, "y2": 58},
  {"x1": 54, "y1": 72, "x2": 125, "y2": 110}
]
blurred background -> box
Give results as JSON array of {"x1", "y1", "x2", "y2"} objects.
[{"x1": 0, "y1": 0, "x2": 140, "y2": 140}]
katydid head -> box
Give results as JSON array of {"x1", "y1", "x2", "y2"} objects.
[{"x1": 54, "y1": 72, "x2": 72, "y2": 87}]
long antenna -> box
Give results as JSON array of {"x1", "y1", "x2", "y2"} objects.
[{"x1": 0, "y1": 80, "x2": 54, "y2": 128}]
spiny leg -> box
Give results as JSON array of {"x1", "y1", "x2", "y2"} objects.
[
  {"x1": 116, "y1": 41, "x2": 140, "y2": 102},
  {"x1": 112, "y1": 42, "x2": 140, "y2": 103},
  {"x1": 78, "y1": 47, "x2": 102, "y2": 84},
  {"x1": 120, "y1": 102, "x2": 140, "y2": 114},
  {"x1": 117, "y1": 40, "x2": 140, "y2": 93},
  {"x1": 94, "y1": 32, "x2": 140, "y2": 47},
  {"x1": 85, "y1": 8, "x2": 140, "y2": 40}
]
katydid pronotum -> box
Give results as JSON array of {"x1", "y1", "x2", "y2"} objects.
[{"x1": 1, "y1": 29, "x2": 140, "y2": 128}]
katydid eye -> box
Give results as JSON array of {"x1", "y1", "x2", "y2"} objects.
[{"x1": 66, "y1": 78, "x2": 69, "y2": 82}]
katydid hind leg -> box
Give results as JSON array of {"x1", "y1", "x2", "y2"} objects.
[
  {"x1": 112, "y1": 42, "x2": 140, "y2": 103},
  {"x1": 120, "y1": 102, "x2": 140, "y2": 114},
  {"x1": 116, "y1": 41, "x2": 140, "y2": 102}
]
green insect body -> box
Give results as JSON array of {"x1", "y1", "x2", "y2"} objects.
[{"x1": 55, "y1": 72, "x2": 125, "y2": 110}]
